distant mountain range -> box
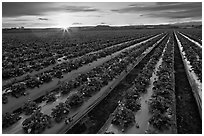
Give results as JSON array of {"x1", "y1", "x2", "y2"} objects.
[
  {"x1": 169, "y1": 21, "x2": 202, "y2": 26},
  {"x1": 92, "y1": 21, "x2": 202, "y2": 29},
  {"x1": 3, "y1": 21, "x2": 202, "y2": 31}
]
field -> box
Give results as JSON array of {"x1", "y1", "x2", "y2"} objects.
[{"x1": 2, "y1": 27, "x2": 202, "y2": 134}]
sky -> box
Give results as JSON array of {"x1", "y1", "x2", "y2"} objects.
[{"x1": 2, "y1": 2, "x2": 202, "y2": 28}]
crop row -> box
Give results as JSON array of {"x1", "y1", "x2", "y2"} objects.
[
  {"x1": 178, "y1": 33, "x2": 202, "y2": 59},
  {"x1": 2, "y1": 33, "x2": 160, "y2": 104},
  {"x1": 3, "y1": 30, "x2": 159, "y2": 80},
  {"x1": 109, "y1": 35, "x2": 168, "y2": 132},
  {"x1": 2, "y1": 35, "x2": 131, "y2": 80},
  {"x1": 42, "y1": 34, "x2": 165, "y2": 106},
  {"x1": 173, "y1": 31, "x2": 202, "y2": 134},
  {"x1": 176, "y1": 33, "x2": 202, "y2": 82},
  {"x1": 2, "y1": 34, "x2": 166, "y2": 133},
  {"x1": 148, "y1": 35, "x2": 176, "y2": 132},
  {"x1": 178, "y1": 29, "x2": 202, "y2": 44}
]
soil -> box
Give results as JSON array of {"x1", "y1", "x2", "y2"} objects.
[
  {"x1": 66, "y1": 36, "x2": 164, "y2": 134},
  {"x1": 173, "y1": 34, "x2": 202, "y2": 134}
]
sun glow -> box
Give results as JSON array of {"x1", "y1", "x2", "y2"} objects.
[
  {"x1": 57, "y1": 22, "x2": 70, "y2": 33},
  {"x1": 56, "y1": 14, "x2": 71, "y2": 33},
  {"x1": 60, "y1": 26, "x2": 69, "y2": 32}
]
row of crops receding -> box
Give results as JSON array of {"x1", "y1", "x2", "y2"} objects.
[
  {"x1": 3, "y1": 29, "x2": 162, "y2": 82},
  {"x1": 2, "y1": 31, "x2": 162, "y2": 105},
  {"x1": 2, "y1": 28, "x2": 202, "y2": 134}
]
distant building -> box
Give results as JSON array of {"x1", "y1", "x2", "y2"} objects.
[{"x1": 20, "y1": 26, "x2": 25, "y2": 29}]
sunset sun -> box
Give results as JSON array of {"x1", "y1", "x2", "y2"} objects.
[
  {"x1": 56, "y1": 15, "x2": 71, "y2": 32},
  {"x1": 61, "y1": 25, "x2": 69, "y2": 32}
]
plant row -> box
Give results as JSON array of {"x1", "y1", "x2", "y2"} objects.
[
  {"x1": 148, "y1": 36, "x2": 175, "y2": 132},
  {"x1": 2, "y1": 33, "x2": 160, "y2": 104},
  {"x1": 109, "y1": 35, "x2": 168, "y2": 132},
  {"x1": 176, "y1": 33, "x2": 202, "y2": 82},
  {"x1": 2, "y1": 34, "x2": 166, "y2": 133},
  {"x1": 178, "y1": 29, "x2": 202, "y2": 45},
  {"x1": 3, "y1": 30, "x2": 159, "y2": 80}
]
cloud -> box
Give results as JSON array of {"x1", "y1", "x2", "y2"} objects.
[
  {"x1": 65, "y1": 6, "x2": 99, "y2": 12},
  {"x1": 2, "y1": 21, "x2": 56, "y2": 28},
  {"x1": 2, "y1": 2, "x2": 100, "y2": 17},
  {"x1": 72, "y1": 22, "x2": 83, "y2": 25},
  {"x1": 98, "y1": 22, "x2": 110, "y2": 25},
  {"x1": 111, "y1": 2, "x2": 202, "y2": 19},
  {"x1": 38, "y1": 18, "x2": 49, "y2": 21},
  {"x1": 10, "y1": 18, "x2": 30, "y2": 22},
  {"x1": 75, "y1": 15, "x2": 102, "y2": 18},
  {"x1": 147, "y1": 8, "x2": 201, "y2": 19}
]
